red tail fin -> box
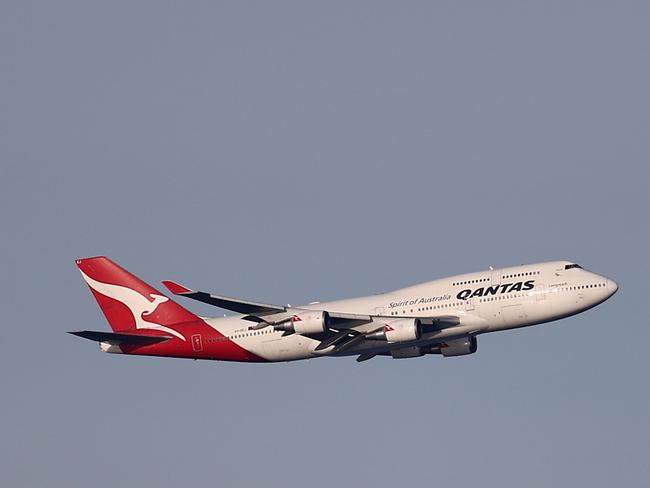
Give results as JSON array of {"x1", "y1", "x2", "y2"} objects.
[{"x1": 76, "y1": 256, "x2": 198, "y2": 339}]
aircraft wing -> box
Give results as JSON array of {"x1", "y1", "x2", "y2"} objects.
[
  {"x1": 312, "y1": 315, "x2": 461, "y2": 354},
  {"x1": 162, "y1": 280, "x2": 286, "y2": 316},
  {"x1": 162, "y1": 280, "x2": 374, "y2": 327}
]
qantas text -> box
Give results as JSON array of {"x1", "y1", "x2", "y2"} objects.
[{"x1": 457, "y1": 280, "x2": 535, "y2": 300}]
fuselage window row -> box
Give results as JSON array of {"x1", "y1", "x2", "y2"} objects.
[{"x1": 452, "y1": 270, "x2": 540, "y2": 286}]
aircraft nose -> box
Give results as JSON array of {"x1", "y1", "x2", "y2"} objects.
[{"x1": 607, "y1": 279, "x2": 619, "y2": 296}]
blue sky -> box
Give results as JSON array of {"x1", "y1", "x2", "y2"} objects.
[{"x1": 1, "y1": 2, "x2": 648, "y2": 487}]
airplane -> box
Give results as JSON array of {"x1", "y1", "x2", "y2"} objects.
[{"x1": 70, "y1": 256, "x2": 618, "y2": 363}]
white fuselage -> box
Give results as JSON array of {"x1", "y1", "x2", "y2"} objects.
[{"x1": 202, "y1": 261, "x2": 618, "y2": 361}]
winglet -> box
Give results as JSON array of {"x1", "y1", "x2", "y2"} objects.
[{"x1": 162, "y1": 280, "x2": 193, "y2": 295}]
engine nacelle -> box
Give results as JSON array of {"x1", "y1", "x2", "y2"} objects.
[
  {"x1": 275, "y1": 311, "x2": 327, "y2": 335},
  {"x1": 440, "y1": 336, "x2": 477, "y2": 357},
  {"x1": 366, "y1": 318, "x2": 421, "y2": 343},
  {"x1": 390, "y1": 346, "x2": 424, "y2": 359}
]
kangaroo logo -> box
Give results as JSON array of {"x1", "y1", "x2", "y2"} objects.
[{"x1": 79, "y1": 270, "x2": 186, "y2": 341}]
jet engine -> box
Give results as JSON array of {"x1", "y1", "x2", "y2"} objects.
[
  {"x1": 274, "y1": 311, "x2": 328, "y2": 335},
  {"x1": 366, "y1": 318, "x2": 422, "y2": 343},
  {"x1": 390, "y1": 346, "x2": 425, "y2": 359},
  {"x1": 439, "y1": 336, "x2": 477, "y2": 357}
]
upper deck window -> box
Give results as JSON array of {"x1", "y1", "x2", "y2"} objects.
[{"x1": 565, "y1": 264, "x2": 583, "y2": 270}]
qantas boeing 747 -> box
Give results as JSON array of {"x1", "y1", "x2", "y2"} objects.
[{"x1": 70, "y1": 256, "x2": 618, "y2": 363}]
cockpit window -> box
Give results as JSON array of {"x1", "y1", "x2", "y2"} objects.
[{"x1": 565, "y1": 264, "x2": 583, "y2": 270}]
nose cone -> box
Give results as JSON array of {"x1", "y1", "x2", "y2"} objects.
[{"x1": 607, "y1": 279, "x2": 619, "y2": 296}]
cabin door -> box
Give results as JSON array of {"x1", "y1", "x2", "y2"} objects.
[{"x1": 491, "y1": 269, "x2": 501, "y2": 286}]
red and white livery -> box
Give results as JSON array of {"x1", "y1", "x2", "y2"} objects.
[{"x1": 71, "y1": 256, "x2": 618, "y2": 363}]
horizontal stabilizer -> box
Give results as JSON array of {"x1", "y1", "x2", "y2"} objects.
[
  {"x1": 162, "y1": 280, "x2": 286, "y2": 315},
  {"x1": 68, "y1": 330, "x2": 174, "y2": 345}
]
